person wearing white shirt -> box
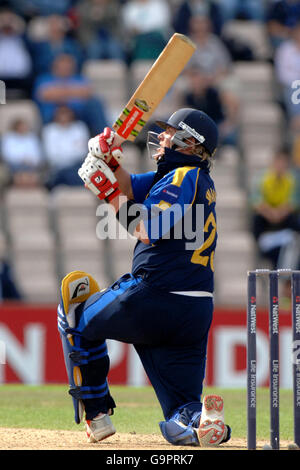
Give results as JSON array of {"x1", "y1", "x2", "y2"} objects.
[
  {"x1": 1, "y1": 118, "x2": 43, "y2": 186},
  {"x1": 42, "y1": 105, "x2": 90, "y2": 189},
  {"x1": 121, "y1": 0, "x2": 172, "y2": 60},
  {"x1": 0, "y1": 10, "x2": 32, "y2": 97},
  {"x1": 122, "y1": 0, "x2": 171, "y2": 34}
]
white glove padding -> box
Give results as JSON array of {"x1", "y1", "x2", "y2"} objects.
[
  {"x1": 78, "y1": 154, "x2": 120, "y2": 202},
  {"x1": 88, "y1": 127, "x2": 123, "y2": 172}
]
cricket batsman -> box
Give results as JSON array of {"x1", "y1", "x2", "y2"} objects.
[{"x1": 57, "y1": 107, "x2": 231, "y2": 447}]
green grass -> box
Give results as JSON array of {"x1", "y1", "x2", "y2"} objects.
[{"x1": 0, "y1": 385, "x2": 295, "y2": 441}]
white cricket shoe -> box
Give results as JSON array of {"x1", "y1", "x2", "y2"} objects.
[
  {"x1": 198, "y1": 395, "x2": 227, "y2": 447},
  {"x1": 86, "y1": 412, "x2": 116, "y2": 443}
]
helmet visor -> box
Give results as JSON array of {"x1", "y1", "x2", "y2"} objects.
[{"x1": 146, "y1": 131, "x2": 161, "y2": 160}]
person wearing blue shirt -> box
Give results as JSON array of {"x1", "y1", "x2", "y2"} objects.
[
  {"x1": 266, "y1": 0, "x2": 300, "y2": 48},
  {"x1": 33, "y1": 53, "x2": 108, "y2": 135},
  {"x1": 57, "y1": 108, "x2": 231, "y2": 447}
]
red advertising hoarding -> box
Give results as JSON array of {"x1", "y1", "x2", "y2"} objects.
[{"x1": 0, "y1": 303, "x2": 294, "y2": 388}]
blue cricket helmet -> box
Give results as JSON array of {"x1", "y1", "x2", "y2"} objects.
[{"x1": 156, "y1": 108, "x2": 218, "y2": 155}]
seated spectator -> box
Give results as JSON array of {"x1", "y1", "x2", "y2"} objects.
[
  {"x1": 33, "y1": 53, "x2": 108, "y2": 135},
  {"x1": 29, "y1": 14, "x2": 83, "y2": 75},
  {"x1": 121, "y1": 0, "x2": 172, "y2": 62},
  {"x1": 1, "y1": 118, "x2": 43, "y2": 187},
  {"x1": 0, "y1": 9, "x2": 32, "y2": 98},
  {"x1": 9, "y1": 0, "x2": 75, "y2": 19},
  {"x1": 178, "y1": 65, "x2": 239, "y2": 146},
  {"x1": 274, "y1": 22, "x2": 300, "y2": 126},
  {"x1": 266, "y1": 0, "x2": 300, "y2": 49},
  {"x1": 42, "y1": 105, "x2": 89, "y2": 189},
  {"x1": 218, "y1": 0, "x2": 265, "y2": 21},
  {"x1": 172, "y1": 0, "x2": 224, "y2": 36},
  {"x1": 188, "y1": 15, "x2": 232, "y2": 84},
  {"x1": 76, "y1": 0, "x2": 125, "y2": 61},
  {"x1": 250, "y1": 148, "x2": 300, "y2": 269}
]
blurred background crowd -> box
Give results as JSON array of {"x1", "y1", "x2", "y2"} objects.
[{"x1": 0, "y1": 0, "x2": 299, "y2": 307}]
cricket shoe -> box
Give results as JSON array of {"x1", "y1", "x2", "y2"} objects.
[
  {"x1": 198, "y1": 395, "x2": 229, "y2": 447},
  {"x1": 86, "y1": 412, "x2": 116, "y2": 443}
]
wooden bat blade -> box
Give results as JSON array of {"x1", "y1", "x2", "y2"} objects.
[{"x1": 112, "y1": 33, "x2": 196, "y2": 143}]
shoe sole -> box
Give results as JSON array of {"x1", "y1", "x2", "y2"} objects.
[
  {"x1": 198, "y1": 395, "x2": 226, "y2": 447},
  {"x1": 87, "y1": 429, "x2": 116, "y2": 443}
]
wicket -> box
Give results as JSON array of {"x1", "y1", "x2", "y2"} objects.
[{"x1": 247, "y1": 269, "x2": 300, "y2": 450}]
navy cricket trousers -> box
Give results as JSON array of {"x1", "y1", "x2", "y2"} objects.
[{"x1": 74, "y1": 273, "x2": 213, "y2": 420}]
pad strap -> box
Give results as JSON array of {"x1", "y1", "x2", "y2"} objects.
[
  {"x1": 69, "y1": 343, "x2": 108, "y2": 365},
  {"x1": 69, "y1": 381, "x2": 109, "y2": 401}
]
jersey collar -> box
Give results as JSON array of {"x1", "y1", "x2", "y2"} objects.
[
  {"x1": 157, "y1": 147, "x2": 209, "y2": 173},
  {"x1": 151, "y1": 148, "x2": 209, "y2": 189}
]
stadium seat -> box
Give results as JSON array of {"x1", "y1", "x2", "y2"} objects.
[
  {"x1": 231, "y1": 62, "x2": 275, "y2": 102},
  {"x1": 130, "y1": 60, "x2": 153, "y2": 92},
  {"x1": 241, "y1": 129, "x2": 282, "y2": 150},
  {"x1": 11, "y1": 231, "x2": 55, "y2": 252},
  {"x1": 216, "y1": 188, "x2": 248, "y2": 213},
  {"x1": 59, "y1": 229, "x2": 103, "y2": 251},
  {"x1": 51, "y1": 186, "x2": 109, "y2": 282},
  {"x1": 215, "y1": 146, "x2": 240, "y2": 167},
  {"x1": 61, "y1": 251, "x2": 111, "y2": 288},
  {"x1": 50, "y1": 187, "x2": 97, "y2": 227},
  {"x1": 0, "y1": 100, "x2": 41, "y2": 135},
  {"x1": 6, "y1": 212, "x2": 51, "y2": 235},
  {"x1": 4, "y1": 187, "x2": 49, "y2": 208},
  {"x1": 244, "y1": 147, "x2": 274, "y2": 171},
  {"x1": 50, "y1": 186, "x2": 95, "y2": 209},
  {"x1": 97, "y1": 205, "x2": 136, "y2": 279},
  {"x1": 4, "y1": 187, "x2": 52, "y2": 238},
  {"x1": 214, "y1": 231, "x2": 256, "y2": 306},
  {"x1": 216, "y1": 232, "x2": 256, "y2": 259},
  {"x1": 15, "y1": 273, "x2": 59, "y2": 303},
  {"x1": 240, "y1": 102, "x2": 284, "y2": 133},
  {"x1": 82, "y1": 59, "x2": 128, "y2": 123},
  {"x1": 122, "y1": 143, "x2": 143, "y2": 174},
  {"x1": 214, "y1": 276, "x2": 248, "y2": 306},
  {"x1": 55, "y1": 214, "x2": 97, "y2": 236},
  {"x1": 222, "y1": 20, "x2": 272, "y2": 61},
  {"x1": 13, "y1": 252, "x2": 57, "y2": 283},
  {"x1": 10, "y1": 230, "x2": 58, "y2": 303}
]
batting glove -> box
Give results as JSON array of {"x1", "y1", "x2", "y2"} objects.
[
  {"x1": 88, "y1": 127, "x2": 123, "y2": 173},
  {"x1": 78, "y1": 154, "x2": 121, "y2": 203}
]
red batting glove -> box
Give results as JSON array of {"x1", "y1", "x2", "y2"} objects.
[
  {"x1": 90, "y1": 127, "x2": 123, "y2": 173},
  {"x1": 78, "y1": 156, "x2": 121, "y2": 203},
  {"x1": 89, "y1": 169, "x2": 121, "y2": 203}
]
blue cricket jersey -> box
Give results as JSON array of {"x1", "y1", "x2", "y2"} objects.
[{"x1": 130, "y1": 148, "x2": 217, "y2": 292}]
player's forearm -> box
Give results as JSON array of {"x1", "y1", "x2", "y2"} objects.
[
  {"x1": 109, "y1": 194, "x2": 150, "y2": 244},
  {"x1": 114, "y1": 166, "x2": 134, "y2": 200}
]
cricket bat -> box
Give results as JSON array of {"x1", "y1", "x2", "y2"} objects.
[{"x1": 112, "y1": 33, "x2": 196, "y2": 144}]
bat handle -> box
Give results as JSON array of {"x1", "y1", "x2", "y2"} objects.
[{"x1": 113, "y1": 133, "x2": 126, "y2": 147}]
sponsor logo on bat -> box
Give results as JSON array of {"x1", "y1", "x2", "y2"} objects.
[
  {"x1": 134, "y1": 99, "x2": 150, "y2": 112},
  {"x1": 118, "y1": 106, "x2": 144, "y2": 139}
]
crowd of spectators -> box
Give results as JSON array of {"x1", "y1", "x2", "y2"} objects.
[
  {"x1": 0, "y1": 0, "x2": 300, "y2": 299},
  {"x1": 0, "y1": 0, "x2": 257, "y2": 191}
]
